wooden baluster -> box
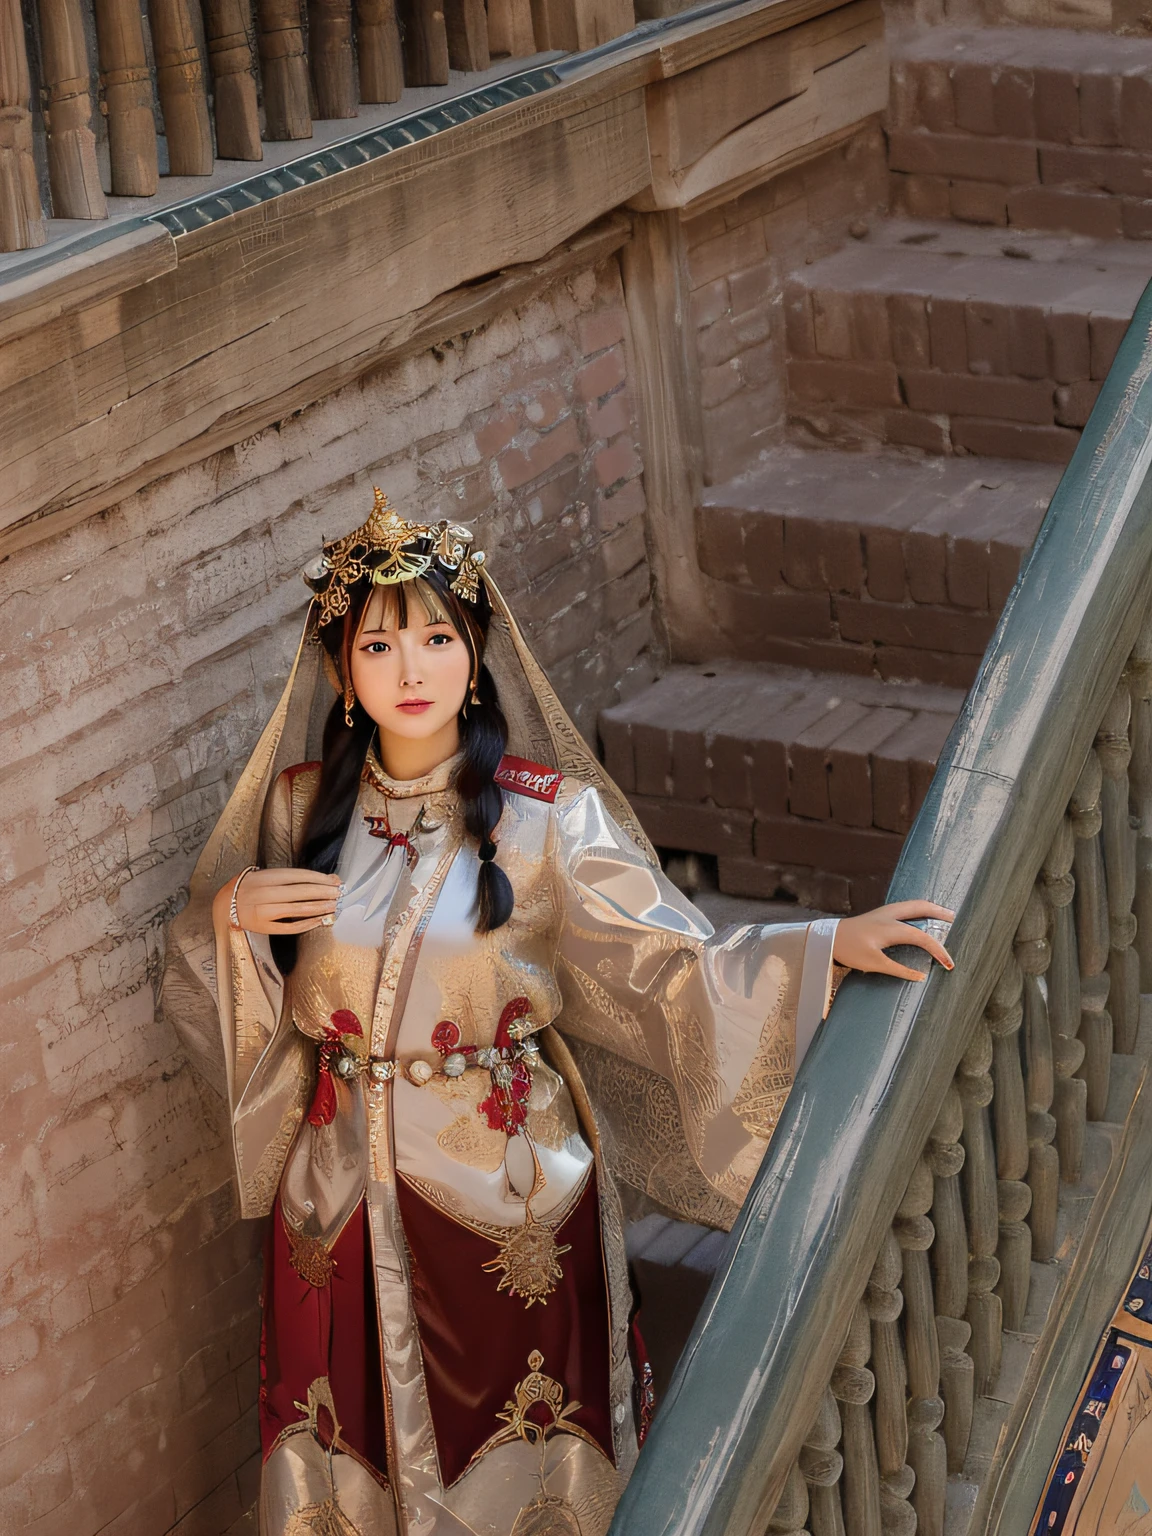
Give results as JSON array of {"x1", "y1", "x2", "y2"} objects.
[
  {"x1": 833, "y1": 1302, "x2": 881, "y2": 1536},
  {"x1": 444, "y1": 0, "x2": 489, "y2": 70},
  {"x1": 356, "y1": 0, "x2": 403, "y2": 102},
  {"x1": 1128, "y1": 622, "x2": 1152, "y2": 991},
  {"x1": 203, "y1": 0, "x2": 261, "y2": 159},
  {"x1": 399, "y1": 0, "x2": 450, "y2": 84},
  {"x1": 1071, "y1": 750, "x2": 1114, "y2": 1120},
  {"x1": 927, "y1": 1083, "x2": 973, "y2": 1473},
  {"x1": 937, "y1": 1317, "x2": 973, "y2": 1477},
  {"x1": 1044, "y1": 817, "x2": 1087, "y2": 1182},
  {"x1": 958, "y1": 1016, "x2": 1002, "y2": 1395},
  {"x1": 801, "y1": 1390, "x2": 845, "y2": 1536},
  {"x1": 36, "y1": 0, "x2": 108, "y2": 217},
  {"x1": 985, "y1": 950, "x2": 1033, "y2": 1328},
  {"x1": 148, "y1": 0, "x2": 214, "y2": 173},
  {"x1": 486, "y1": 0, "x2": 534, "y2": 57},
  {"x1": 868, "y1": 1229, "x2": 915, "y2": 1536},
  {"x1": 767, "y1": 1462, "x2": 811, "y2": 1536},
  {"x1": 93, "y1": 0, "x2": 159, "y2": 193},
  {"x1": 1019, "y1": 892, "x2": 1058, "y2": 1264},
  {"x1": 897, "y1": 1160, "x2": 945, "y2": 1536},
  {"x1": 1099, "y1": 681, "x2": 1139, "y2": 1056},
  {"x1": 309, "y1": 0, "x2": 357, "y2": 117},
  {"x1": 256, "y1": 0, "x2": 311, "y2": 139},
  {"x1": 1, "y1": 0, "x2": 48, "y2": 249}
]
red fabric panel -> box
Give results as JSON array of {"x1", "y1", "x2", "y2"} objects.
[
  {"x1": 395, "y1": 1170, "x2": 615, "y2": 1487},
  {"x1": 260, "y1": 1199, "x2": 387, "y2": 1476}
]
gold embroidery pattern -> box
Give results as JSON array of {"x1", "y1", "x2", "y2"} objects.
[
  {"x1": 481, "y1": 1208, "x2": 573, "y2": 1308},
  {"x1": 475, "y1": 1350, "x2": 602, "y2": 1460},
  {"x1": 286, "y1": 1499, "x2": 363, "y2": 1536},
  {"x1": 282, "y1": 1378, "x2": 370, "y2": 1536},
  {"x1": 564, "y1": 1038, "x2": 740, "y2": 1232},
  {"x1": 510, "y1": 1495, "x2": 583, "y2": 1536},
  {"x1": 242, "y1": 1061, "x2": 311, "y2": 1216},
  {"x1": 436, "y1": 1111, "x2": 508, "y2": 1173},
  {"x1": 286, "y1": 1222, "x2": 337, "y2": 1288}
]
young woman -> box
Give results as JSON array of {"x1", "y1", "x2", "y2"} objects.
[{"x1": 166, "y1": 491, "x2": 952, "y2": 1536}]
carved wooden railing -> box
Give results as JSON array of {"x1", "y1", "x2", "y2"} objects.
[
  {"x1": 612, "y1": 284, "x2": 1152, "y2": 1536},
  {"x1": 0, "y1": 0, "x2": 635, "y2": 251}
]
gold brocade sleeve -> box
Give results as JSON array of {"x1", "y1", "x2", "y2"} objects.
[
  {"x1": 551, "y1": 781, "x2": 836, "y2": 1223},
  {"x1": 212, "y1": 768, "x2": 313, "y2": 1217}
]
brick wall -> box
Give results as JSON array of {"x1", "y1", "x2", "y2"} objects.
[
  {"x1": 684, "y1": 124, "x2": 889, "y2": 486},
  {"x1": 0, "y1": 255, "x2": 653, "y2": 1536}
]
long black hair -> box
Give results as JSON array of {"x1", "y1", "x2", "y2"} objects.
[{"x1": 270, "y1": 571, "x2": 513, "y2": 974}]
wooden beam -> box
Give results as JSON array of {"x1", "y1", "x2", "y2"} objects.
[
  {"x1": 0, "y1": 224, "x2": 178, "y2": 346},
  {"x1": 649, "y1": 0, "x2": 879, "y2": 171},
  {"x1": 620, "y1": 211, "x2": 712, "y2": 661},
  {"x1": 0, "y1": 215, "x2": 630, "y2": 559},
  {"x1": 0, "y1": 0, "x2": 886, "y2": 550},
  {"x1": 649, "y1": 0, "x2": 864, "y2": 77},
  {"x1": 0, "y1": 74, "x2": 646, "y2": 547},
  {"x1": 638, "y1": 10, "x2": 887, "y2": 210}
]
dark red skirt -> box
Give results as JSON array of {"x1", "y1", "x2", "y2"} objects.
[
  {"x1": 259, "y1": 1172, "x2": 615, "y2": 1489},
  {"x1": 396, "y1": 1170, "x2": 614, "y2": 1486},
  {"x1": 259, "y1": 1200, "x2": 388, "y2": 1474}
]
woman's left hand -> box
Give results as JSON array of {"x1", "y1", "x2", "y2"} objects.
[{"x1": 833, "y1": 900, "x2": 955, "y2": 981}]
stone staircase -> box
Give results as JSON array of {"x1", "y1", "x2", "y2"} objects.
[
  {"x1": 888, "y1": 26, "x2": 1152, "y2": 241},
  {"x1": 601, "y1": 449, "x2": 1057, "y2": 911},
  {"x1": 785, "y1": 218, "x2": 1147, "y2": 462},
  {"x1": 600, "y1": 24, "x2": 1150, "y2": 914}
]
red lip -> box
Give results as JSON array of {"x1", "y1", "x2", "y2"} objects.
[{"x1": 396, "y1": 700, "x2": 433, "y2": 713}]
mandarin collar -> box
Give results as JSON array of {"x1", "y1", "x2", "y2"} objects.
[{"x1": 362, "y1": 744, "x2": 461, "y2": 800}]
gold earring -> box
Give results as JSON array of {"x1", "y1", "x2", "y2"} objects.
[
  {"x1": 344, "y1": 680, "x2": 356, "y2": 728},
  {"x1": 469, "y1": 676, "x2": 481, "y2": 707}
]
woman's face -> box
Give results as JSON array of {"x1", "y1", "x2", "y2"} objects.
[{"x1": 349, "y1": 581, "x2": 473, "y2": 747}]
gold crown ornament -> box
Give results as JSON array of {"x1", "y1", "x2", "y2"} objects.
[{"x1": 302, "y1": 489, "x2": 486, "y2": 628}]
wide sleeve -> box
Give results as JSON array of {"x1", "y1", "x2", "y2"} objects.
[
  {"x1": 551, "y1": 780, "x2": 838, "y2": 1216},
  {"x1": 211, "y1": 768, "x2": 311, "y2": 1217}
]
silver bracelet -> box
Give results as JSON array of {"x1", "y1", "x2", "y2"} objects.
[{"x1": 228, "y1": 865, "x2": 259, "y2": 931}]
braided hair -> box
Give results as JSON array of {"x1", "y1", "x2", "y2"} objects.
[{"x1": 270, "y1": 572, "x2": 513, "y2": 975}]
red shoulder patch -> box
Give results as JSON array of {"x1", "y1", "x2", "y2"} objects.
[
  {"x1": 494, "y1": 754, "x2": 563, "y2": 803},
  {"x1": 283, "y1": 761, "x2": 321, "y2": 783}
]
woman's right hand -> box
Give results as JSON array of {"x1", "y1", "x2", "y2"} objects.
[{"x1": 213, "y1": 867, "x2": 342, "y2": 935}]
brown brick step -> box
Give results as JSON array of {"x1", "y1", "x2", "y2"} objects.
[
  {"x1": 698, "y1": 445, "x2": 1057, "y2": 688},
  {"x1": 785, "y1": 217, "x2": 1148, "y2": 461},
  {"x1": 599, "y1": 663, "x2": 966, "y2": 913},
  {"x1": 888, "y1": 26, "x2": 1152, "y2": 241}
]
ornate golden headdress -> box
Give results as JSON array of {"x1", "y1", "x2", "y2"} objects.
[{"x1": 302, "y1": 488, "x2": 486, "y2": 628}]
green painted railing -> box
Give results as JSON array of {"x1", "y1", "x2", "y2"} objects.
[{"x1": 611, "y1": 279, "x2": 1152, "y2": 1536}]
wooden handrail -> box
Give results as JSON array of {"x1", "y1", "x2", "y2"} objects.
[{"x1": 609, "y1": 281, "x2": 1152, "y2": 1536}]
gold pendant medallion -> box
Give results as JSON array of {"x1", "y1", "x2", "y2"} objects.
[{"x1": 482, "y1": 1209, "x2": 572, "y2": 1307}]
